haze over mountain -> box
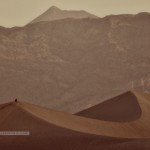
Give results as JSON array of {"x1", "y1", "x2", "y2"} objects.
[
  {"x1": 0, "y1": 9, "x2": 150, "y2": 113},
  {"x1": 30, "y1": 6, "x2": 98, "y2": 24}
]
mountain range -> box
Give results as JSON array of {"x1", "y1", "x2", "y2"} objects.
[{"x1": 0, "y1": 6, "x2": 150, "y2": 113}]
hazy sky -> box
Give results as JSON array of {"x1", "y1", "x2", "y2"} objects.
[{"x1": 0, "y1": 0, "x2": 150, "y2": 27}]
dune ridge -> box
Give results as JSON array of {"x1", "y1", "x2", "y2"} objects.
[{"x1": 76, "y1": 92, "x2": 142, "y2": 122}]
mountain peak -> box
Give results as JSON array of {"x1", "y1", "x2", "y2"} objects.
[
  {"x1": 29, "y1": 6, "x2": 98, "y2": 24},
  {"x1": 49, "y1": 6, "x2": 61, "y2": 11}
]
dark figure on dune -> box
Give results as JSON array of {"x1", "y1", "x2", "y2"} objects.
[{"x1": 15, "y1": 99, "x2": 18, "y2": 103}]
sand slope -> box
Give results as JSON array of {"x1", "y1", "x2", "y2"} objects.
[{"x1": 0, "y1": 91, "x2": 150, "y2": 149}]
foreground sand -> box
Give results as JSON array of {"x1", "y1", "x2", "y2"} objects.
[{"x1": 0, "y1": 91, "x2": 150, "y2": 149}]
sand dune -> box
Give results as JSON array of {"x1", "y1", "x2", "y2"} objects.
[
  {"x1": 76, "y1": 92, "x2": 142, "y2": 122},
  {"x1": 0, "y1": 91, "x2": 150, "y2": 149},
  {"x1": 16, "y1": 91, "x2": 150, "y2": 138}
]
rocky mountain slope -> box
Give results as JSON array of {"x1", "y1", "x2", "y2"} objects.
[{"x1": 0, "y1": 12, "x2": 150, "y2": 113}]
